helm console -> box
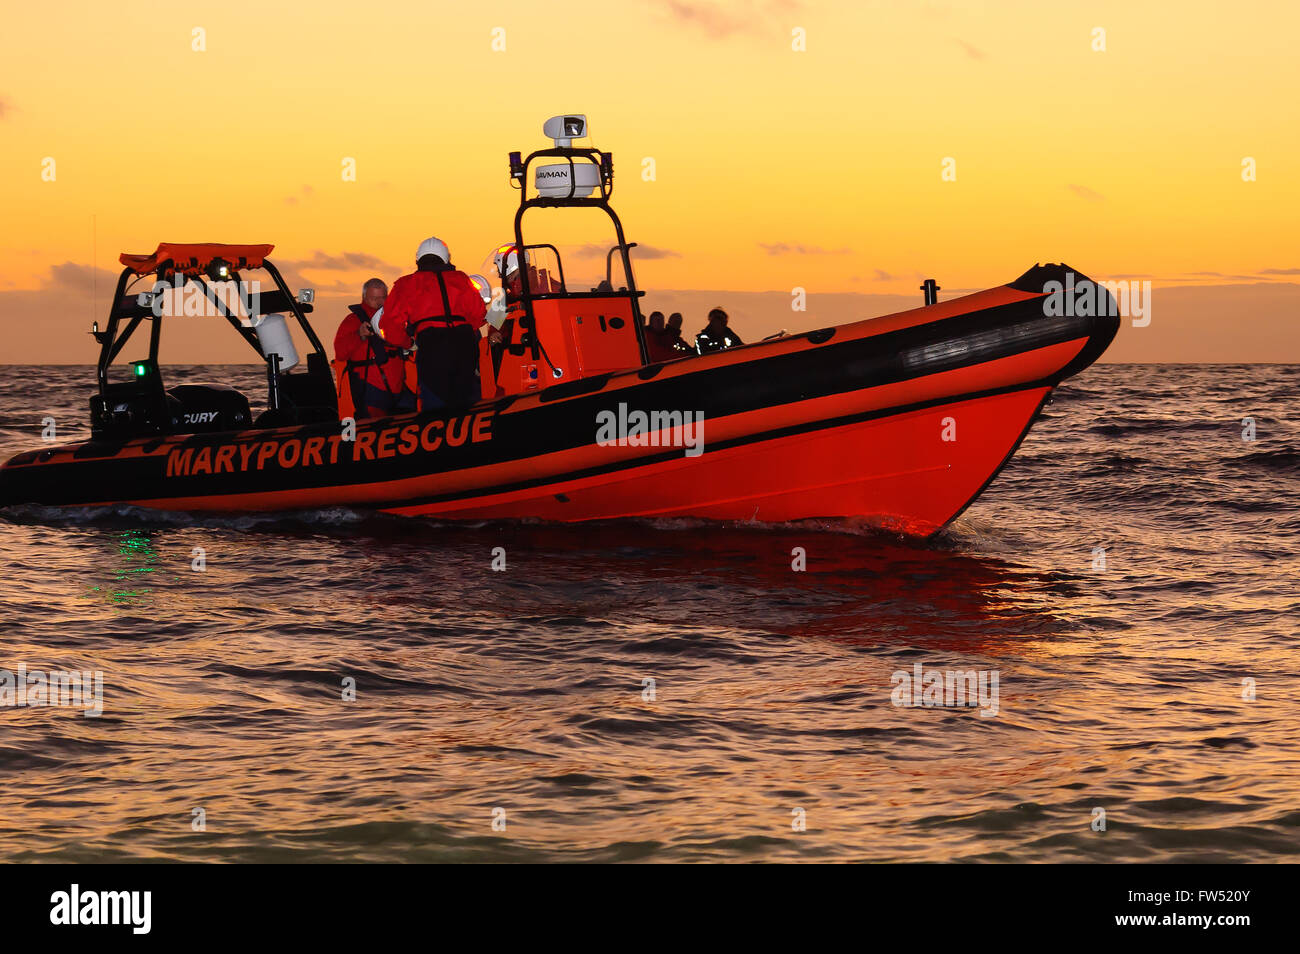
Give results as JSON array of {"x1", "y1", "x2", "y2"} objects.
[
  {"x1": 90, "y1": 244, "x2": 337, "y2": 440},
  {"x1": 484, "y1": 115, "x2": 652, "y2": 399}
]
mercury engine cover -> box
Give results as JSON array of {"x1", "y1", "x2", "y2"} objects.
[{"x1": 166, "y1": 384, "x2": 252, "y2": 434}]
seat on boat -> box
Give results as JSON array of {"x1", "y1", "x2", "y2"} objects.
[
  {"x1": 254, "y1": 352, "x2": 339, "y2": 427},
  {"x1": 90, "y1": 367, "x2": 171, "y2": 438}
]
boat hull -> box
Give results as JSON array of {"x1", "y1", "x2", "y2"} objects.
[
  {"x1": 0, "y1": 265, "x2": 1119, "y2": 537},
  {"x1": 387, "y1": 386, "x2": 1052, "y2": 536}
]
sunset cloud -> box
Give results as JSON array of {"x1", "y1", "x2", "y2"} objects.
[
  {"x1": 276, "y1": 250, "x2": 398, "y2": 272},
  {"x1": 1067, "y1": 184, "x2": 1104, "y2": 201},
  {"x1": 572, "y1": 243, "x2": 681, "y2": 259},
  {"x1": 759, "y1": 243, "x2": 851, "y2": 256},
  {"x1": 630, "y1": 244, "x2": 682, "y2": 260},
  {"x1": 283, "y1": 185, "x2": 315, "y2": 206},
  {"x1": 658, "y1": 0, "x2": 801, "y2": 39},
  {"x1": 44, "y1": 262, "x2": 119, "y2": 295}
]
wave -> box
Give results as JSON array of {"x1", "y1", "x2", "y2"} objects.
[
  {"x1": 0, "y1": 502, "x2": 377, "y2": 531},
  {"x1": 1085, "y1": 419, "x2": 1233, "y2": 436},
  {"x1": 1226, "y1": 447, "x2": 1300, "y2": 471}
]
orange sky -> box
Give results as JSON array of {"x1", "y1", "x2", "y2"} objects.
[{"x1": 1, "y1": 0, "x2": 1296, "y2": 363}]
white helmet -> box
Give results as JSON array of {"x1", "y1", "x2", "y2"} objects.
[
  {"x1": 467, "y1": 274, "x2": 493, "y2": 303},
  {"x1": 416, "y1": 236, "x2": 450, "y2": 263},
  {"x1": 492, "y1": 242, "x2": 523, "y2": 276}
]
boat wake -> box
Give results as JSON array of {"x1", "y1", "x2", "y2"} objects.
[
  {"x1": 1, "y1": 500, "x2": 1010, "y2": 550},
  {"x1": 0, "y1": 502, "x2": 376, "y2": 532}
]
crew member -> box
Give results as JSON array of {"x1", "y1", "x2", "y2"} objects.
[
  {"x1": 488, "y1": 244, "x2": 526, "y2": 350},
  {"x1": 644, "y1": 310, "x2": 680, "y2": 362},
  {"x1": 695, "y1": 307, "x2": 745, "y2": 354},
  {"x1": 333, "y1": 278, "x2": 413, "y2": 418},
  {"x1": 664, "y1": 313, "x2": 692, "y2": 355},
  {"x1": 380, "y1": 237, "x2": 488, "y2": 410}
]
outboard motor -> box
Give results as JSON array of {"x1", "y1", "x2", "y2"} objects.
[{"x1": 165, "y1": 384, "x2": 252, "y2": 433}]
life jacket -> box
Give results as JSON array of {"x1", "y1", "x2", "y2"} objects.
[
  {"x1": 695, "y1": 326, "x2": 743, "y2": 354},
  {"x1": 343, "y1": 305, "x2": 391, "y2": 367},
  {"x1": 343, "y1": 305, "x2": 408, "y2": 407},
  {"x1": 407, "y1": 270, "x2": 472, "y2": 340},
  {"x1": 378, "y1": 264, "x2": 487, "y2": 349},
  {"x1": 645, "y1": 327, "x2": 682, "y2": 363}
]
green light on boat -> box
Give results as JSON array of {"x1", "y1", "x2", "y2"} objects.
[{"x1": 132, "y1": 361, "x2": 151, "y2": 378}]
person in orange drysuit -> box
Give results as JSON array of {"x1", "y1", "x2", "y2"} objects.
[
  {"x1": 644, "y1": 310, "x2": 686, "y2": 363},
  {"x1": 333, "y1": 278, "x2": 414, "y2": 418},
  {"x1": 379, "y1": 237, "x2": 487, "y2": 410}
]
